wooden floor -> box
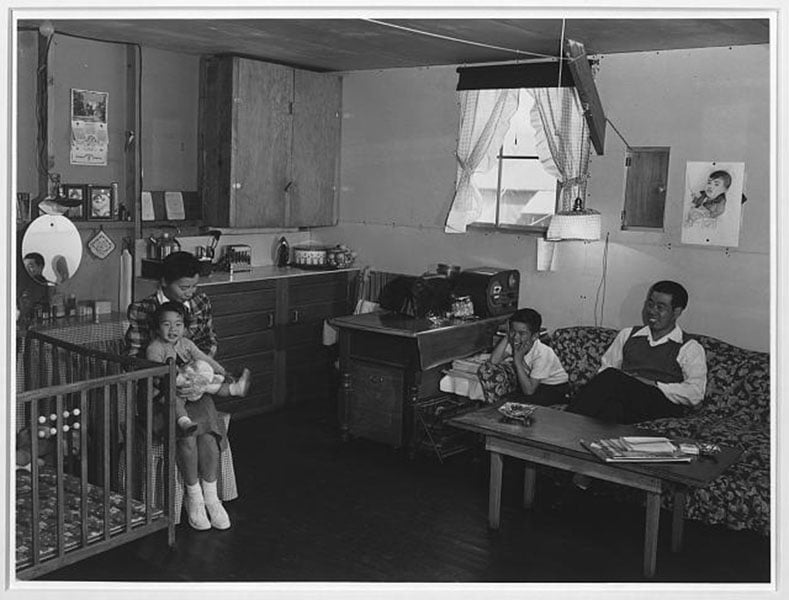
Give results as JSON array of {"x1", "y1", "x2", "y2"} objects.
[{"x1": 41, "y1": 398, "x2": 770, "y2": 584}]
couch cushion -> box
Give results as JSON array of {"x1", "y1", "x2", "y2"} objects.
[{"x1": 548, "y1": 327, "x2": 618, "y2": 396}]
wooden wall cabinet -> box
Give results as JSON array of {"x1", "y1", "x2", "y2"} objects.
[
  {"x1": 208, "y1": 271, "x2": 354, "y2": 418},
  {"x1": 198, "y1": 55, "x2": 341, "y2": 229}
]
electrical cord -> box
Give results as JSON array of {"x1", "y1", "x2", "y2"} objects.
[{"x1": 593, "y1": 231, "x2": 609, "y2": 327}]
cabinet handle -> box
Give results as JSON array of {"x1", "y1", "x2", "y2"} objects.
[
  {"x1": 291, "y1": 309, "x2": 300, "y2": 323},
  {"x1": 267, "y1": 313, "x2": 274, "y2": 328},
  {"x1": 368, "y1": 375, "x2": 384, "y2": 385},
  {"x1": 232, "y1": 182, "x2": 242, "y2": 190}
]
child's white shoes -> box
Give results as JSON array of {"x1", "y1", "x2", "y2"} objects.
[
  {"x1": 229, "y1": 368, "x2": 251, "y2": 397},
  {"x1": 201, "y1": 478, "x2": 231, "y2": 530},
  {"x1": 205, "y1": 500, "x2": 231, "y2": 530},
  {"x1": 184, "y1": 492, "x2": 211, "y2": 531}
]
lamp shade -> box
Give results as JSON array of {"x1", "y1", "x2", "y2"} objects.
[{"x1": 546, "y1": 208, "x2": 602, "y2": 241}]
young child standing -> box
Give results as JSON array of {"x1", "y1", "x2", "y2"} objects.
[
  {"x1": 146, "y1": 301, "x2": 251, "y2": 435},
  {"x1": 489, "y1": 308, "x2": 569, "y2": 406}
]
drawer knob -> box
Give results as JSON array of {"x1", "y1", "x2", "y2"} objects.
[{"x1": 369, "y1": 375, "x2": 384, "y2": 385}]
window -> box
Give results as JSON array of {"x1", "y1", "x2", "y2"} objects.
[{"x1": 470, "y1": 90, "x2": 558, "y2": 232}]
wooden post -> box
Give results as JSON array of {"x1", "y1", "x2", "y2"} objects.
[{"x1": 488, "y1": 449, "x2": 503, "y2": 530}]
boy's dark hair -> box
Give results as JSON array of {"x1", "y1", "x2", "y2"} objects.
[
  {"x1": 153, "y1": 301, "x2": 191, "y2": 328},
  {"x1": 650, "y1": 281, "x2": 688, "y2": 310},
  {"x1": 709, "y1": 169, "x2": 732, "y2": 189},
  {"x1": 24, "y1": 252, "x2": 45, "y2": 267},
  {"x1": 161, "y1": 251, "x2": 200, "y2": 284},
  {"x1": 509, "y1": 308, "x2": 542, "y2": 335}
]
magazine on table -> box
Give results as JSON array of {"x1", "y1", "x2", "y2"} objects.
[{"x1": 581, "y1": 436, "x2": 697, "y2": 463}]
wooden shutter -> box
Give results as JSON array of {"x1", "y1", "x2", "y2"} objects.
[{"x1": 621, "y1": 147, "x2": 670, "y2": 230}]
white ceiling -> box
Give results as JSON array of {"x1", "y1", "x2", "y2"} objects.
[{"x1": 19, "y1": 18, "x2": 769, "y2": 72}]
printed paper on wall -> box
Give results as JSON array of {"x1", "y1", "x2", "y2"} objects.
[{"x1": 680, "y1": 161, "x2": 745, "y2": 247}]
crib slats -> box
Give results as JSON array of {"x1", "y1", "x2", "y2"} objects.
[
  {"x1": 55, "y1": 395, "x2": 66, "y2": 559},
  {"x1": 80, "y1": 389, "x2": 89, "y2": 549},
  {"x1": 17, "y1": 330, "x2": 175, "y2": 579},
  {"x1": 29, "y1": 397, "x2": 41, "y2": 567},
  {"x1": 146, "y1": 377, "x2": 154, "y2": 525},
  {"x1": 167, "y1": 360, "x2": 177, "y2": 547},
  {"x1": 103, "y1": 384, "x2": 111, "y2": 542},
  {"x1": 125, "y1": 379, "x2": 134, "y2": 531}
]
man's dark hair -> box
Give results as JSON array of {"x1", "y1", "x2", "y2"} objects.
[
  {"x1": 153, "y1": 300, "x2": 191, "y2": 328},
  {"x1": 509, "y1": 308, "x2": 542, "y2": 335},
  {"x1": 24, "y1": 252, "x2": 45, "y2": 267},
  {"x1": 650, "y1": 280, "x2": 688, "y2": 310},
  {"x1": 161, "y1": 251, "x2": 200, "y2": 284}
]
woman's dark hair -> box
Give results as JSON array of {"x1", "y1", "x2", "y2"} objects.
[
  {"x1": 509, "y1": 308, "x2": 542, "y2": 335},
  {"x1": 152, "y1": 301, "x2": 191, "y2": 328},
  {"x1": 161, "y1": 251, "x2": 200, "y2": 284},
  {"x1": 650, "y1": 280, "x2": 689, "y2": 310}
]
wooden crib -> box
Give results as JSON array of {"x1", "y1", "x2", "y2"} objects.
[{"x1": 15, "y1": 329, "x2": 177, "y2": 580}]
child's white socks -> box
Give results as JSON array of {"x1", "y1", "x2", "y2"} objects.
[
  {"x1": 184, "y1": 482, "x2": 210, "y2": 530},
  {"x1": 201, "y1": 479, "x2": 231, "y2": 530}
]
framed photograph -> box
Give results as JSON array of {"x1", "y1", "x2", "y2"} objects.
[
  {"x1": 62, "y1": 184, "x2": 86, "y2": 220},
  {"x1": 88, "y1": 185, "x2": 113, "y2": 220}
]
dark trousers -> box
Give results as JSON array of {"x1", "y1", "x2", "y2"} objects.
[
  {"x1": 567, "y1": 368, "x2": 685, "y2": 424},
  {"x1": 528, "y1": 381, "x2": 570, "y2": 407}
]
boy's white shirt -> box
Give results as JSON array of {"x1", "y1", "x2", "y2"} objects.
[
  {"x1": 504, "y1": 338, "x2": 569, "y2": 386},
  {"x1": 600, "y1": 325, "x2": 707, "y2": 407}
]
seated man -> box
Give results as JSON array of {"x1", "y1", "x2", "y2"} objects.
[{"x1": 567, "y1": 280, "x2": 707, "y2": 424}]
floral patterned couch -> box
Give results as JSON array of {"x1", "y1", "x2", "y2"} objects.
[{"x1": 477, "y1": 325, "x2": 770, "y2": 537}]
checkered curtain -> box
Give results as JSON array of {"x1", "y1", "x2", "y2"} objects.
[
  {"x1": 529, "y1": 87, "x2": 591, "y2": 211},
  {"x1": 445, "y1": 89, "x2": 519, "y2": 233}
]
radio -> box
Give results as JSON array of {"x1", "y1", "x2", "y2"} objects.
[{"x1": 453, "y1": 267, "x2": 520, "y2": 318}]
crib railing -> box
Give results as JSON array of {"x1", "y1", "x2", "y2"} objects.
[{"x1": 15, "y1": 330, "x2": 177, "y2": 579}]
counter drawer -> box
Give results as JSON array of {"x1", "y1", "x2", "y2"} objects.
[
  {"x1": 214, "y1": 310, "x2": 275, "y2": 337},
  {"x1": 215, "y1": 329, "x2": 276, "y2": 358},
  {"x1": 211, "y1": 287, "x2": 276, "y2": 316}
]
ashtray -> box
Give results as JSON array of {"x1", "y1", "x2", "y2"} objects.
[{"x1": 498, "y1": 402, "x2": 537, "y2": 425}]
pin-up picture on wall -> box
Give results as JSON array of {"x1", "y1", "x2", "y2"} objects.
[{"x1": 681, "y1": 161, "x2": 745, "y2": 247}]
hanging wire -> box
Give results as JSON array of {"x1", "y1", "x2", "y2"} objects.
[
  {"x1": 605, "y1": 117, "x2": 633, "y2": 150},
  {"x1": 593, "y1": 232, "x2": 610, "y2": 326},
  {"x1": 364, "y1": 18, "x2": 557, "y2": 60}
]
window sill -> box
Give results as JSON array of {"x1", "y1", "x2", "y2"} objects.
[{"x1": 467, "y1": 222, "x2": 548, "y2": 236}]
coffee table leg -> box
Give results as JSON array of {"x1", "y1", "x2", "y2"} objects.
[
  {"x1": 643, "y1": 491, "x2": 660, "y2": 577},
  {"x1": 489, "y1": 451, "x2": 503, "y2": 529},
  {"x1": 523, "y1": 464, "x2": 536, "y2": 508},
  {"x1": 672, "y1": 489, "x2": 687, "y2": 552}
]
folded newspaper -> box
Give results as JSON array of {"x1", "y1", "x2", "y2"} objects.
[{"x1": 582, "y1": 436, "x2": 695, "y2": 463}]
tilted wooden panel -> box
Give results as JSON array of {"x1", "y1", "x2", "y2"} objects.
[{"x1": 290, "y1": 70, "x2": 342, "y2": 227}]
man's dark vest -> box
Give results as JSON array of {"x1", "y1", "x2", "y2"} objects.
[{"x1": 621, "y1": 326, "x2": 685, "y2": 383}]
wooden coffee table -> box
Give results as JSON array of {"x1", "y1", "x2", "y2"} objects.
[{"x1": 449, "y1": 405, "x2": 741, "y2": 577}]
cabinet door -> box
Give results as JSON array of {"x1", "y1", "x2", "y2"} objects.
[
  {"x1": 230, "y1": 58, "x2": 293, "y2": 227},
  {"x1": 348, "y1": 360, "x2": 404, "y2": 447},
  {"x1": 289, "y1": 70, "x2": 341, "y2": 227},
  {"x1": 283, "y1": 272, "x2": 352, "y2": 404}
]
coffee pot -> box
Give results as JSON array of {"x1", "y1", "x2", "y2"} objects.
[{"x1": 147, "y1": 229, "x2": 181, "y2": 260}]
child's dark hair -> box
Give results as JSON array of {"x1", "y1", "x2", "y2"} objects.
[
  {"x1": 509, "y1": 308, "x2": 542, "y2": 335},
  {"x1": 152, "y1": 301, "x2": 191, "y2": 329},
  {"x1": 709, "y1": 169, "x2": 732, "y2": 189},
  {"x1": 24, "y1": 252, "x2": 45, "y2": 267},
  {"x1": 161, "y1": 251, "x2": 201, "y2": 284}
]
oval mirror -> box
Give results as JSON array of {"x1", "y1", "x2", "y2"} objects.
[{"x1": 21, "y1": 215, "x2": 83, "y2": 284}]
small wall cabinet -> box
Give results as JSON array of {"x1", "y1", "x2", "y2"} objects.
[{"x1": 198, "y1": 55, "x2": 341, "y2": 229}]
